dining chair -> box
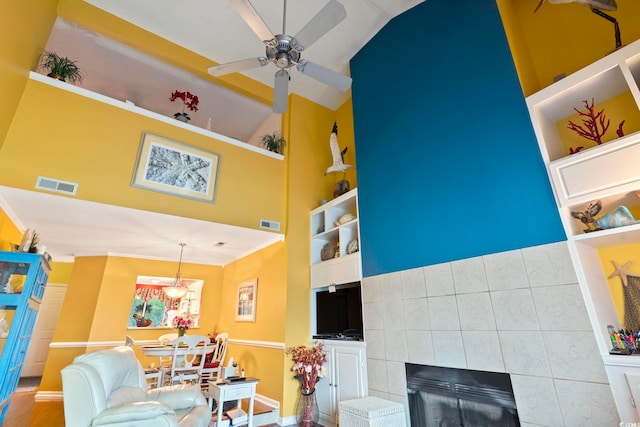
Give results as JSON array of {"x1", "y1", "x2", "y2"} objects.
[
  {"x1": 124, "y1": 335, "x2": 163, "y2": 389},
  {"x1": 155, "y1": 332, "x2": 179, "y2": 380},
  {"x1": 163, "y1": 334, "x2": 210, "y2": 386},
  {"x1": 199, "y1": 332, "x2": 229, "y2": 395}
]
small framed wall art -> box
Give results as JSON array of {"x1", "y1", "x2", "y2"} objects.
[
  {"x1": 132, "y1": 132, "x2": 220, "y2": 203},
  {"x1": 235, "y1": 278, "x2": 258, "y2": 322}
]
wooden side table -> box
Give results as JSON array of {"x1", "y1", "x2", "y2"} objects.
[{"x1": 207, "y1": 377, "x2": 259, "y2": 427}]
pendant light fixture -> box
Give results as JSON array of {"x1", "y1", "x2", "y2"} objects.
[{"x1": 163, "y1": 243, "x2": 189, "y2": 299}]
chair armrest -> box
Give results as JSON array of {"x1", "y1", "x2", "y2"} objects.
[
  {"x1": 91, "y1": 401, "x2": 175, "y2": 426},
  {"x1": 146, "y1": 383, "x2": 208, "y2": 410}
]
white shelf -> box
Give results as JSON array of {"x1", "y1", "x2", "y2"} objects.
[
  {"x1": 310, "y1": 188, "x2": 361, "y2": 288},
  {"x1": 527, "y1": 38, "x2": 640, "y2": 164},
  {"x1": 526, "y1": 37, "x2": 640, "y2": 422}
]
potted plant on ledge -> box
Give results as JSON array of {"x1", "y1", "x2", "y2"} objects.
[
  {"x1": 38, "y1": 51, "x2": 85, "y2": 84},
  {"x1": 260, "y1": 132, "x2": 286, "y2": 154}
]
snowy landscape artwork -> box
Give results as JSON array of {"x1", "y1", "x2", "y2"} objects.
[{"x1": 132, "y1": 132, "x2": 219, "y2": 202}]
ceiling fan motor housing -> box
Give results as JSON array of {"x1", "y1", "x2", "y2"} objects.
[{"x1": 266, "y1": 34, "x2": 300, "y2": 69}]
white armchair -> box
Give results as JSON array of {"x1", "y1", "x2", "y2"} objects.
[{"x1": 61, "y1": 346, "x2": 211, "y2": 427}]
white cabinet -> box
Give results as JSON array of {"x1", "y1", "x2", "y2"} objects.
[
  {"x1": 310, "y1": 188, "x2": 362, "y2": 288},
  {"x1": 315, "y1": 341, "x2": 367, "y2": 427},
  {"x1": 526, "y1": 38, "x2": 640, "y2": 422}
]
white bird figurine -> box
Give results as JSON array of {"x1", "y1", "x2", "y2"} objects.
[
  {"x1": 535, "y1": 0, "x2": 617, "y2": 13},
  {"x1": 325, "y1": 122, "x2": 354, "y2": 176}
]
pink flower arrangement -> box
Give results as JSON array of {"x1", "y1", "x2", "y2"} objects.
[
  {"x1": 169, "y1": 90, "x2": 199, "y2": 115},
  {"x1": 172, "y1": 315, "x2": 193, "y2": 331},
  {"x1": 286, "y1": 341, "x2": 327, "y2": 391}
]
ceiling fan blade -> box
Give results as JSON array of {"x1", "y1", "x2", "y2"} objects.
[
  {"x1": 208, "y1": 57, "x2": 268, "y2": 76},
  {"x1": 273, "y1": 70, "x2": 289, "y2": 113},
  {"x1": 296, "y1": 60, "x2": 351, "y2": 91},
  {"x1": 229, "y1": 0, "x2": 274, "y2": 42},
  {"x1": 293, "y1": 0, "x2": 346, "y2": 51}
]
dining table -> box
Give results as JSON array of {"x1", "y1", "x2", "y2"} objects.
[{"x1": 138, "y1": 344, "x2": 214, "y2": 358}]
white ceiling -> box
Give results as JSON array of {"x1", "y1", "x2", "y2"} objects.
[
  {"x1": 0, "y1": 187, "x2": 284, "y2": 266},
  {"x1": 84, "y1": 0, "x2": 425, "y2": 110},
  {"x1": 5, "y1": 0, "x2": 424, "y2": 267}
]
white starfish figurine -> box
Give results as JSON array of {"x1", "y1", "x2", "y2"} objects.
[
  {"x1": 324, "y1": 122, "x2": 354, "y2": 176},
  {"x1": 608, "y1": 260, "x2": 633, "y2": 287},
  {"x1": 535, "y1": 0, "x2": 617, "y2": 13}
]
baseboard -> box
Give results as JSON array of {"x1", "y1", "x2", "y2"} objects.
[
  {"x1": 254, "y1": 393, "x2": 279, "y2": 410},
  {"x1": 34, "y1": 391, "x2": 63, "y2": 402},
  {"x1": 279, "y1": 414, "x2": 298, "y2": 426}
]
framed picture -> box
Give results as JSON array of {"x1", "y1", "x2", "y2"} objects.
[
  {"x1": 132, "y1": 132, "x2": 220, "y2": 203},
  {"x1": 235, "y1": 278, "x2": 257, "y2": 322}
]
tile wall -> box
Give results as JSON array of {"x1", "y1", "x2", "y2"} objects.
[{"x1": 362, "y1": 241, "x2": 618, "y2": 427}]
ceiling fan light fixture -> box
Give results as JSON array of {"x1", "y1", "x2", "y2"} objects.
[
  {"x1": 163, "y1": 243, "x2": 189, "y2": 299},
  {"x1": 275, "y1": 52, "x2": 290, "y2": 68}
]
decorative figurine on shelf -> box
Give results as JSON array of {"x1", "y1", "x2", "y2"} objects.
[
  {"x1": 324, "y1": 122, "x2": 354, "y2": 198},
  {"x1": 571, "y1": 199, "x2": 640, "y2": 232},
  {"x1": 534, "y1": 1, "x2": 623, "y2": 51},
  {"x1": 566, "y1": 98, "x2": 625, "y2": 154}
]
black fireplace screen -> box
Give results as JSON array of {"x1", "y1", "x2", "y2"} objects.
[{"x1": 406, "y1": 363, "x2": 520, "y2": 427}]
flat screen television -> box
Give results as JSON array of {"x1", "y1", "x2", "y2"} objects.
[{"x1": 314, "y1": 282, "x2": 363, "y2": 340}]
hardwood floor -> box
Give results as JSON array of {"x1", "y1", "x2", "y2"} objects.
[
  {"x1": 1, "y1": 387, "x2": 278, "y2": 426},
  {"x1": 2, "y1": 390, "x2": 64, "y2": 427}
]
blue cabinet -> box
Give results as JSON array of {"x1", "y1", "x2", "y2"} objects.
[{"x1": 0, "y1": 251, "x2": 50, "y2": 422}]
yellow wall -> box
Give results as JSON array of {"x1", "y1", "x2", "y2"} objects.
[
  {"x1": 0, "y1": 0, "x2": 57, "y2": 146},
  {"x1": 48, "y1": 261, "x2": 73, "y2": 284},
  {"x1": 500, "y1": 0, "x2": 640, "y2": 97},
  {"x1": 0, "y1": 80, "x2": 286, "y2": 231},
  {"x1": 599, "y1": 243, "x2": 640, "y2": 323},
  {"x1": 40, "y1": 255, "x2": 224, "y2": 391},
  {"x1": 218, "y1": 241, "x2": 288, "y2": 404}
]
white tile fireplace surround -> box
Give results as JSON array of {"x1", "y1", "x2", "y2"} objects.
[{"x1": 362, "y1": 241, "x2": 617, "y2": 427}]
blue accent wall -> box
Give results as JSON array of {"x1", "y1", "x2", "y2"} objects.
[{"x1": 350, "y1": 0, "x2": 566, "y2": 277}]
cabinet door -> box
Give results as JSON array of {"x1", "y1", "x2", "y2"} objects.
[
  {"x1": 316, "y1": 347, "x2": 336, "y2": 423},
  {"x1": 334, "y1": 346, "x2": 367, "y2": 403}
]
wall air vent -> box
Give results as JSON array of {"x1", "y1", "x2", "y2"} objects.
[
  {"x1": 35, "y1": 176, "x2": 78, "y2": 195},
  {"x1": 260, "y1": 219, "x2": 280, "y2": 231}
]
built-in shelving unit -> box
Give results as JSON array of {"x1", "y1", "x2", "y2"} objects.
[
  {"x1": 310, "y1": 188, "x2": 361, "y2": 288},
  {"x1": 526, "y1": 38, "x2": 640, "y2": 422}
]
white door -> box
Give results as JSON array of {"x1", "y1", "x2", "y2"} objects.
[
  {"x1": 334, "y1": 346, "x2": 367, "y2": 404},
  {"x1": 316, "y1": 346, "x2": 335, "y2": 425},
  {"x1": 21, "y1": 284, "x2": 67, "y2": 377}
]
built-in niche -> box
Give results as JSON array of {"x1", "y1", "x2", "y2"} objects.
[{"x1": 128, "y1": 275, "x2": 203, "y2": 329}]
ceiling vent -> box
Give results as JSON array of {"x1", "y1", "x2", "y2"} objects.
[
  {"x1": 35, "y1": 176, "x2": 78, "y2": 195},
  {"x1": 260, "y1": 219, "x2": 280, "y2": 231}
]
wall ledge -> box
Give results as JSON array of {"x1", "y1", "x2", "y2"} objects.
[{"x1": 29, "y1": 72, "x2": 284, "y2": 160}]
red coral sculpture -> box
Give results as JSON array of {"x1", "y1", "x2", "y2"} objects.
[{"x1": 567, "y1": 98, "x2": 624, "y2": 154}]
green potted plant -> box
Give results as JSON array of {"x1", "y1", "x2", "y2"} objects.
[
  {"x1": 38, "y1": 51, "x2": 85, "y2": 84},
  {"x1": 260, "y1": 132, "x2": 286, "y2": 154}
]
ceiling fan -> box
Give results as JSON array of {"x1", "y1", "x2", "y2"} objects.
[{"x1": 208, "y1": 0, "x2": 352, "y2": 113}]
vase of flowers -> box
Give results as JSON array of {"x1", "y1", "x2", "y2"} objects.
[
  {"x1": 169, "y1": 90, "x2": 199, "y2": 122},
  {"x1": 286, "y1": 341, "x2": 326, "y2": 426},
  {"x1": 173, "y1": 315, "x2": 192, "y2": 338}
]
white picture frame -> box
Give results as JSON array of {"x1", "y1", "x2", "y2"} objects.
[
  {"x1": 131, "y1": 132, "x2": 220, "y2": 203},
  {"x1": 235, "y1": 278, "x2": 257, "y2": 322}
]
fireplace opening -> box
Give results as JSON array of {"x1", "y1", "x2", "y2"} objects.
[{"x1": 406, "y1": 363, "x2": 520, "y2": 427}]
